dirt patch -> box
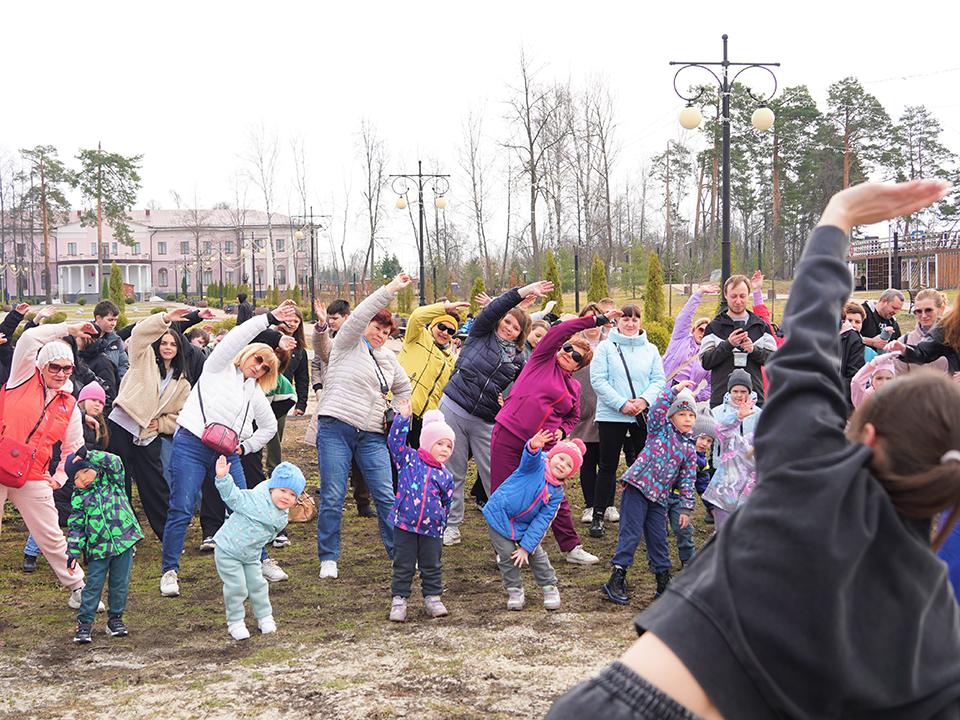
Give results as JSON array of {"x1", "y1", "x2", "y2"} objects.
[{"x1": 0, "y1": 412, "x2": 714, "y2": 719}]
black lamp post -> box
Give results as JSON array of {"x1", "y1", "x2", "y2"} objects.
[
  {"x1": 670, "y1": 34, "x2": 779, "y2": 290},
  {"x1": 294, "y1": 207, "x2": 332, "y2": 322},
  {"x1": 391, "y1": 160, "x2": 450, "y2": 306}
]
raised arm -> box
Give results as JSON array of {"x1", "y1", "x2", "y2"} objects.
[
  {"x1": 757, "y1": 179, "x2": 952, "y2": 475},
  {"x1": 334, "y1": 275, "x2": 409, "y2": 350},
  {"x1": 528, "y1": 315, "x2": 598, "y2": 365}
]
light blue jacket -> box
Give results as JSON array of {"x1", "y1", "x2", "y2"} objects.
[
  {"x1": 213, "y1": 472, "x2": 288, "y2": 563},
  {"x1": 710, "y1": 391, "x2": 761, "y2": 488},
  {"x1": 590, "y1": 329, "x2": 666, "y2": 423}
]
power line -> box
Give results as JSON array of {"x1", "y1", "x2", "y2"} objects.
[{"x1": 863, "y1": 66, "x2": 960, "y2": 84}]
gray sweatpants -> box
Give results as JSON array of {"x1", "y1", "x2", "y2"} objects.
[
  {"x1": 487, "y1": 525, "x2": 558, "y2": 590},
  {"x1": 439, "y1": 396, "x2": 494, "y2": 529}
]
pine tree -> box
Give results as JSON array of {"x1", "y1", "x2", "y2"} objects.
[
  {"x1": 469, "y1": 276, "x2": 486, "y2": 314},
  {"x1": 424, "y1": 277, "x2": 435, "y2": 304},
  {"x1": 291, "y1": 284, "x2": 302, "y2": 306},
  {"x1": 445, "y1": 272, "x2": 458, "y2": 301},
  {"x1": 543, "y1": 250, "x2": 564, "y2": 315},
  {"x1": 101, "y1": 277, "x2": 110, "y2": 302},
  {"x1": 645, "y1": 252, "x2": 665, "y2": 323},
  {"x1": 397, "y1": 285, "x2": 414, "y2": 314},
  {"x1": 109, "y1": 261, "x2": 124, "y2": 308},
  {"x1": 587, "y1": 254, "x2": 609, "y2": 303},
  {"x1": 509, "y1": 268, "x2": 521, "y2": 288}
]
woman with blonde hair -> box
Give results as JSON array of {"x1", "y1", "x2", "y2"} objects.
[
  {"x1": 159, "y1": 300, "x2": 298, "y2": 598},
  {"x1": 893, "y1": 288, "x2": 950, "y2": 376}
]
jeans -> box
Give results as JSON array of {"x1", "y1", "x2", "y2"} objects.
[
  {"x1": 76, "y1": 547, "x2": 134, "y2": 624},
  {"x1": 24, "y1": 534, "x2": 39, "y2": 557},
  {"x1": 612, "y1": 484, "x2": 670, "y2": 572},
  {"x1": 162, "y1": 429, "x2": 246, "y2": 574},
  {"x1": 315, "y1": 416, "x2": 395, "y2": 562}
]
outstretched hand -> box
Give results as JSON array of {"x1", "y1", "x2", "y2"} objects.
[
  {"x1": 279, "y1": 335, "x2": 297, "y2": 351},
  {"x1": 215, "y1": 455, "x2": 230, "y2": 479},
  {"x1": 314, "y1": 298, "x2": 327, "y2": 325},
  {"x1": 528, "y1": 429, "x2": 554, "y2": 451},
  {"x1": 15, "y1": 303, "x2": 29, "y2": 314},
  {"x1": 751, "y1": 270, "x2": 764, "y2": 293},
  {"x1": 386, "y1": 273, "x2": 412, "y2": 295},
  {"x1": 397, "y1": 398, "x2": 412, "y2": 418},
  {"x1": 444, "y1": 301, "x2": 470, "y2": 314},
  {"x1": 673, "y1": 380, "x2": 695, "y2": 393},
  {"x1": 511, "y1": 546, "x2": 530, "y2": 568},
  {"x1": 163, "y1": 307, "x2": 192, "y2": 323},
  {"x1": 519, "y1": 280, "x2": 554, "y2": 299},
  {"x1": 67, "y1": 322, "x2": 98, "y2": 338},
  {"x1": 819, "y1": 179, "x2": 953, "y2": 233},
  {"x1": 271, "y1": 300, "x2": 299, "y2": 325},
  {"x1": 35, "y1": 305, "x2": 57, "y2": 321},
  {"x1": 737, "y1": 396, "x2": 757, "y2": 420},
  {"x1": 198, "y1": 308, "x2": 216, "y2": 320},
  {"x1": 698, "y1": 283, "x2": 721, "y2": 296},
  {"x1": 474, "y1": 292, "x2": 492, "y2": 307}
]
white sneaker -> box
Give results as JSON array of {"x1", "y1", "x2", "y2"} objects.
[
  {"x1": 227, "y1": 620, "x2": 250, "y2": 641},
  {"x1": 160, "y1": 570, "x2": 180, "y2": 597},
  {"x1": 604, "y1": 506, "x2": 620, "y2": 523},
  {"x1": 261, "y1": 558, "x2": 289, "y2": 582},
  {"x1": 258, "y1": 615, "x2": 277, "y2": 634},
  {"x1": 565, "y1": 545, "x2": 600, "y2": 565},
  {"x1": 68, "y1": 588, "x2": 106, "y2": 612},
  {"x1": 272, "y1": 534, "x2": 290, "y2": 548},
  {"x1": 581, "y1": 508, "x2": 593, "y2": 524},
  {"x1": 319, "y1": 560, "x2": 338, "y2": 579},
  {"x1": 443, "y1": 526, "x2": 461, "y2": 546}
]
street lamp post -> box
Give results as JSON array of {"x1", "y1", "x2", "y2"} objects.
[
  {"x1": 391, "y1": 160, "x2": 450, "y2": 306},
  {"x1": 671, "y1": 34, "x2": 779, "y2": 291},
  {"x1": 293, "y1": 207, "x2": 332, "y2": 322}
]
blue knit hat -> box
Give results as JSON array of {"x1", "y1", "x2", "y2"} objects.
[
  {"x1": 268, "y1": 462, "x2": 306, "y2": 497},
  {"x1": 65, "y1": 452, "x2": 97, "y2": 484}
]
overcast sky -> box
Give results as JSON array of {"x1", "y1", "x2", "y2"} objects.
[{"x1": 5, "y1": 0, "x2": 958, "y2": 272}]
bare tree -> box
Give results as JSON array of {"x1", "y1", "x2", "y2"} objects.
[
  {"x1": 588, "y1": 80, "x2": 620, "y2": 265},
  {"x1": 358, "y1": 119, "x2": 388, "y2": 284},
  {"x1": 503, "y1": 47, "x2": 566, "y2": 276},
  {"x1": 172, "y1": 187, "x2": 215, "y2": 295},
  {"x1": 241, "y1": 121, "x2": 281, "y2": 295},
  {"x1": 459, "y1": 107, "x2": 495, "y2": 285}
]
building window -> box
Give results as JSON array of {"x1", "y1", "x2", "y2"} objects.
[
  {"x1": 276, "y1": 265, "x2": 286, "y2": 285},
  {"x1": 203, "y1": 241, "x2": 212, "y2": 254},
  {"x1": 90, "y1": 243, "x2": 96, "y2": 256},
  {"x1": 202, "y1": 270, "x2": 213, "y2": 286},
  {"x1": 16, "y1": 244, "x2": 25, "y2": 257},
  {"x1": 180, "y1": 241, "x2": 190, "y2": 255},
  {"x1": 112, "y1": 243, "x2": 118, "y2": 255},
  {"x1": 254, "y1": 237, "x2": 265, "y2": 251},
  {"x1": 226, "y1": 270, "x2": 235, "y2": 285},
  {"x1": 276, "y1": 238, "x2": 285, "y2": 253},
  {"x1": 67, "y1": 243, "x2": 77, "y2": 256},
  {"x1": 158, "y1": 269, "x2": 168, "y2": 287},
  {"x1": 297, "y1": 235, "x2": 307, "y2": 252},
  {"x1": 158, "y1": 241, "x2": 167, "y2": 255},
  {"x1": 102, "y1": 244, "x2": 109, "y2": 259},
  {"x1": 225, "y1": 240, "x2": 234, "y2": 254},
  {"x1": 133, "y1": 243, "x2": 140, "y2": 254}
]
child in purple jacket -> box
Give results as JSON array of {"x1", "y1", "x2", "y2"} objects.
[
  {"x1": 387, "y1": 400, "x2": 456, "y2": 622},
  {"x1": 603, "y1": 381, "x2": 699, "y2": 605}
]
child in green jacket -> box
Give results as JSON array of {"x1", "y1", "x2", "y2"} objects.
[{"x1": 66, "y1": 448, "x2": 144, "y2": 644}]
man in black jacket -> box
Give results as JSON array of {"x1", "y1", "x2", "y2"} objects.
[
  {"x1": 860, "y1": 288, "x2": 904, "y2": 350},
  {"x1": 700, "y1": 274, "x2": 778, "y2": 407},
  {"x1": 236, "y1": 292, "x2": 253, "y2": 325}
]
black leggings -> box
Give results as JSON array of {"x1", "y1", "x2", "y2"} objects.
[
  {"x1": 106, "y1": 420, "x2": 169, "y2": 541},
  {"x1": 545, "y1": 662, "x2": 702, "y2": 720},
  {"x1": 594, "y1": 419, "x2": 648, "y2": 512}
]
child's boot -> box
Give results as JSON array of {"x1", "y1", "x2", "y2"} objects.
[
  {"x1": 73, "y1": 622, "x2": 92, "y2": 643},
  {"x1": 227, "y1": 620, "x2": 250, "y2": 641},
  {"x1": 603, "y1": 565, "x2": 629, "y2": 605},
  {"x1": 389, "y1": 596, "x2": 407, "y2": 622},
  {"x1": 424, "y1": 595, "x2": 448, "y2": 618},
  {"x1": 543, "y1": 585, "x2": 561, "y2": 610},
  {"x1": 105, "y1": 617, "x2": 129, "y2": 637},
  {"x1": 506, "y1": 587, "x2": 525, "y2": 610},
  {"x1": 655, "y1": 569, "x2": 672, "y2": 597},
  {"x1": 258, "y1": 615, "x2": 277, "y2": 634}
]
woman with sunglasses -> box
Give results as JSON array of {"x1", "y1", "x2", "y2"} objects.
[
  {"x1": 0, "y1": 318, "x2": 105, "y2": 609},
  {"x1": 892, "y1": 289, "x2": 950, "y2": 376},
  {"x1": 489, "y1": 310, "x2": 621, "y2": 563},
  {"x1": 159, "y1": 300, "x2": 297, "y2": 598},
  {"x1": 106, "y1": 308, "x2": 193, "y2": 543},
  {"x1": 397, "y1": 300, "x2": 470, "y2": 447}
]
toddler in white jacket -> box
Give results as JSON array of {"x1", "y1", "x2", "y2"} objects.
[{"x1": 212, "y1": 456, "x2": 306, "y2": 640}]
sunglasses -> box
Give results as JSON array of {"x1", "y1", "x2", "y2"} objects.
[
  {"x1": 562, "y1": 344, "x2": 584, "y2": 364},
  {"x1": 249, "y1": 354, "x2": 266, "y2": 374},
  {"x1": 913, "y1": 307, "x2": 936, "y2": 316},
  {"x1": 435, "y1": 322, "x2": 456, "y2": 335},
  {"x1": 47, "y1": 363, "x2": 74, "y2": 376}
]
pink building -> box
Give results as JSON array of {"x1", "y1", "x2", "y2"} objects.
[{"x1": 32, "y1": 208, "x2": 311, "y2": 302}]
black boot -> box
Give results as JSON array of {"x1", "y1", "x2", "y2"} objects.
[
  {"x1": 655, "y1": 569, "x2": 671, "y2": 597},
  {"x1": 703, "y1": 507, "x2": 715, "y2": 525},
  {"x1": 603, "y1": 565, "x2": 629, "y2": 604},
  {"x1": 22, "y1": 554, "x2": 38, "y2": 573},
  {"x1": 589, "y1": 507, "x2": 605, "y2": 538},
  {"x1": 357, "y1": 503, "x2": 377, "y2": 518}
]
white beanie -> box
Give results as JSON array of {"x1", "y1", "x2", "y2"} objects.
[{"x1": 36, "y1": 340, "x2": 73, "y2": 370}]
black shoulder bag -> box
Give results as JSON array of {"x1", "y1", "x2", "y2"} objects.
[
  {"x1": 367, "y1": 346, "x2": 396, "y2": 433},
  {"x1": 615, "y1": 344, "x2": 649, "y2": 427}
]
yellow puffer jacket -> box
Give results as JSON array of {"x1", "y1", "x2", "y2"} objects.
[{"x1": 398, "y1": 303, "x2": 458, "y2": 417}]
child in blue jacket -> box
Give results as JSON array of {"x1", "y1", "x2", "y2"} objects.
[
  {"x1": 603, "y1": 381, "x2": 699, "y2": 605},
  {"x1": 387, "y1": 401, "x2": 456, "y2": 622},
  {"x1": 483, "y1": 430, "x2": 586, "y2": 611},
  {"x1": 212, "y1": 457, "x2": 306, "y2": 640}
]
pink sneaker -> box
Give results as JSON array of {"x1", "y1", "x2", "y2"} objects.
[
  {"x1": 389, "y1": 596, "x2": 407, "y2": 622},
  {"x1": 506, "y1": 587, "x2": 525, "y2": 610},
  {"x1": 424, "y1": 595, "x2": 448, "y2": 617}
]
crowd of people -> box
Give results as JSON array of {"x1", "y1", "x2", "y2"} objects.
[{"x1": 2, "y1": 180, "x2": 960, "y2": 716}]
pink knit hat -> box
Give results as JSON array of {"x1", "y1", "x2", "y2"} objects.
[
  {"x1": 419, "y1": 409, "x2": 455, "y2": 453},
  {"x1": 548, "y1": 438, "x2": 587, "y2": 474},
  {"x1": 77, "y1": 382, "x2": 106, "y2": 405}
]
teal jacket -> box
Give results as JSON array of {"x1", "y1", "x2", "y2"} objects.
[
  {"x1": 67, "y1": 450, "x2": 143, "y2": 562},
  {"x1": 213, "y1": 472, "x2": 289, "y2": 563}
]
